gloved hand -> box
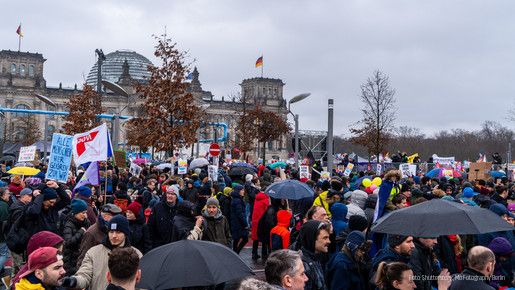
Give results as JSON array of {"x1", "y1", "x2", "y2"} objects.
[{"x1": 61, "y1": 276, "x2": 77, "y2": 288}]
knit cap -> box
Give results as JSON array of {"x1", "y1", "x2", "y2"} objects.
[
  {"x1": 126, "y1": 201, "x2": 142, "y2": 218},
  {"x1": 388, "y1": 234, "x2": 410, "y2": 248},
  {"x1": 42, "y1": 187, "x2": 58, "y2": 201},
  {"x1": 345, "y1": 231, "x2": 365, "y2": 253},
  {"x1": 206, "y1": 197, "x2": 220, "y2": 208},
  {"x1": 76, "y1": 186, "x2": 92, "y2": 198},
  {"x1": 348, "y1": 215, "x2": 368, "y2": 232},
  {"x1": 107, "y1": 215, "x2": 130, "y2": 236},
  {"x1": 71, "y1": 199, "x2": 88, "y2": 214}
]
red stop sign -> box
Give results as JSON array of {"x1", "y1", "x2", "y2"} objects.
[{"x1": 209, "y1": 143, "x2": 220, "y2": 156}]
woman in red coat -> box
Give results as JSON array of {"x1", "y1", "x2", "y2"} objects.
[{"x1": 251, "y1": 191, "x2": 270, "y2": 260}]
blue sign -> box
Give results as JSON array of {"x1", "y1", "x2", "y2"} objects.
[{"x1": 46, "y1": 133, "x2": 73, "y2": 183}]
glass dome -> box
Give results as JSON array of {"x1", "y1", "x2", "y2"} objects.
[{"x1": 86, "y1": 49, "x2": 153, "y2": 87}]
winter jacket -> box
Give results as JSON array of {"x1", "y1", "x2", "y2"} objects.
[
  {"x1": 216, "y1": 190, "x2": 232, "y2": 221},
  {"x1": 449, "y1": 268, "x2": 495, "y2": 290},
  {"x1": 300, "y1": 220, "x2": 328, "y2": 290},
  {"x1": 129, "y1": 216, "x2": 152, "y2": 254},
  {"x1": 0, "y1": 199, "x2": 9, "y2": 242},
  {"x1": 245, "y1": 181, "x2": 259, "y2": 207},
  {"x1": 312, "y1": 191, "x2": 331, "y2": 219},
  {"x1": 183, "y1": 187, "x2": 199, "y2": 205},
  {"x1": 148, "y1": 199, "x2": 177, "y2": 248},
  {"x1": 409, "y1": 239, "x2": 437, "y2": 290},
  {"x1": 370, "y1": 246, "x2": 411, "y2": 288},
  {"x1": 251, "y1": 192, "x2": 269, "y2": 241},
  {"x1": 73, "y1": 239, "x2": 142, "y2": 290},
  {"x1": 62, "y1": 215, "x2": 90, "y2": 275},
  {"x1": 258, "y1": 205, "x2": 278, "y2": 248},
  {"x1": 77, "y1": 196, "x2": 97, "y2": 225},
  {"x1": 202, "y1": 208, "x2": 232, "y2": 247},
  {"x1": 8, "y1": 183, "x2": 23, "y2": 196},
  {"x1": 171, "y1": 201, "x2": 203, "y2": 242},
  {"x1": 346, "y1": 190, "x2": 368, "y2": 220},
  {"x1": 139, "y1": 186, "x2": 158, "y2": 209},
  {"x1": 15, "y1": 277, "x2": 46, "y2": 290},
  {"x1": 23, "y1": 185, "x2": 70, "y2": 235},
  {"x1": 7, "y1": 199, "x2": 28, "y2": 235},
  {"x1": 270, "y1": 210, "x2": 292, "y2": 251},
  {"x1": 330, "y1": 203, "x2": 348, "y2": 237},
  {"x1": 326, "y1": 248, "x2": 367, "y2": 290},
  {"x1": 230, "y1": 190, "x2": 248, "y2": 240},
  {"x1": 77, "y1": 215, "x2": 108, "y2": 267}
]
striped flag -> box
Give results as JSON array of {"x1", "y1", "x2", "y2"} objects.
[
  {"x1": 255, "y1": 56, "x2": 263, "y2": 68},
  {"x1": 16, "y1": 24, "x2": 23, "y2": 37}
]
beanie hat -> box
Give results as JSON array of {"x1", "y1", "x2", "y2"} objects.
[
  {"x1": 330, "y1": 180, "x2": 343, "y2": 192},
  {"x1": 126, "y1": 201, "x2": 142, "y2": 218},
  {"x1": 107, "y1": 215, "x2": 130, "y2": 237},
  {"x1": 488, "y1": 237, "x2": 513, "y2": 256},
  {"x1": 71, "y1": 199, "x2": 88, "y2": 214},
  {"x1": 20, "y1": 188, "x2": 33, "y2": 196},
  {"x1": 206, "y1": 197, "x2": 220, "y2": 208},
  {"x1": 42, "y1": 187, "x2": 58, "y2": 201},
  {"x1": 76, "y1": 186, "x2": 92, "y2": 198},
  {"x1": 245, "y1": 174, "x2": 253, "y2": 182},
  {"x1": 388, "y1": 234, "x2": 410, "y2": 248},
  {"x1": 345, "y1": 231, "x2": 365, "y2": 253},
  {"x1": 166, "y1": 185, "x2": 183, "y2": 203},
  {"x1": 348, "y1": 215, "x2": 369, "y2": 232}
]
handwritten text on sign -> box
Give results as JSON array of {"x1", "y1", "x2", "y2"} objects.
[{"x1": 46, "y1": 133, "x2": 73, "y2": 182}]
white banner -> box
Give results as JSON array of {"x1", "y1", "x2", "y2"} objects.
[
  {"x1": 177, "y1": 159, "x2": 188, "y2": 175},
  {"x1": 208, "y1": 165, "x2": 218, "y2": 182},
  {"x1": 399, "y1": 163, "x2": 417, "y2": 178},
  {"x1": 72, "y1": 123, "x2": 112, "y2": 166},
  {"x1": 432, "y1": 154, "x2": 455, "y2": 166},
  {"x1": 299, "y1": 165, "x2": 310, "y2": 179},
  {"x1": 129, "y1": 162, "x2": 142, "y2": 177},
  {"x1": 18, "y1": 145, "x2": 37, "y2": 162}
]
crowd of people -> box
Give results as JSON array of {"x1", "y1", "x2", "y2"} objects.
[{"x1": 0, "y1": 158, "x2": 513, "y2": 290}]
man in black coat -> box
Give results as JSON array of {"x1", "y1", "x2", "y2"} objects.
[
  {"x1": 450, "y1": 246, "x2": 496, "y2": 290},
  {"x1": 409, "y1": 237, "x2": 440, "y2": 290},
  {"x1": 23, "y1": 180, "x2": 71, "y2": 235},
  {"x1": 148, "y1": 187, "x2": 179, "y2": 248}
]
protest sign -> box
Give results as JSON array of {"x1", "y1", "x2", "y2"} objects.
[
  {"x1": 376, "y1": 163, "x2": 382, "y2": 176},
  {"x1": 336, "y1": 165, "x2": 345, "y2": 173},
  {"x1": 320, "y1": 171, "x2": 330, "y2": 180},
  {"x1": 46, "y1": 133, "x2": 73, "y2": 182},
  {"x1": 299, "y1": 165, "x2": 310, "y2": 179},
  {"x1": 343, "y1": 163, "x2": 354, "y2": 177},
  {"x1": 114, "y1": 151, "x2": 127, "y2": 168},
  {"x1": 399, "y1": 163, "x2": 417, "y2": 178},
  {"x1": 178, "y1": 159, "x2": 188, "y2": 174},
  {"x1": 130, "y1": 162, "x2": 142, "y2": 177},
  {"x1": 468, "y1": 162, "x2": 492, "y2": 181},
  {"x1": 208, "y1": 165, "x2": 218, "y2": 182},
  {"x1": 432, "y1": 154, "x2": 455, "y2": 166},
  {"x1": 18, "y1": 145, "x2": 37, "y2": 162}
]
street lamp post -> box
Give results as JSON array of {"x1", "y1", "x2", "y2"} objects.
[
  {"x1": 0, "y1": 112, "x2": 4, "y2": 158},
  {"x1": 288, "y1": 93, "x2": 310, "y2": 169},
  {"x1": 101, "y1": 80, "x2": 130, "y2": 151},
  {"x1": 327, "y1": 99, "x2": 334, "y2": 174},
  {"x1": 35, "y1": 94, "x2": 57, "y2": 164}
]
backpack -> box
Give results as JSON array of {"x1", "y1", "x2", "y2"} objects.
[{"x1": 6, "y1": 212, "x2": 31, "y2": 254}]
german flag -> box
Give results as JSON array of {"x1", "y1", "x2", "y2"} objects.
[
  {"x1": 16, "y1": 24, "x2": 23, "y2": 37},
  {"x1": 255, "y1": 56, "x2": 263, "y2": 68}
]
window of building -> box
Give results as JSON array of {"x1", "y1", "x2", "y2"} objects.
[
  {"x1": 10, "y1": 63, "x2": 17, "y2": 74},
  {"x1": 14, "y1": 104, "x2": 30, "y2": 117},
  {"x1": 29, "y1": 65, "x2": 35, "y2": 77},
  {"x1": 20, "y1": 64, "x2": 26, "y2": 76}
]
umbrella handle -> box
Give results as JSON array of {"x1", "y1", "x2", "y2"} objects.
[{"x1": 286, "y1": 199, "x2": 289, "y2": 210}]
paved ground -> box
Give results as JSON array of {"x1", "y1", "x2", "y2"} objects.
[{"x1": 225, "y1": 245, "x2": 267, "y2": 289}]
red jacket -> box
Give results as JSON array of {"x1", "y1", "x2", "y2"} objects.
[
  {"x1": 251, "y1": 192, "x2": 269, "y2": 240},
  {"x1": 270, "y1": 210, "x2": 292, "y2": 250}
]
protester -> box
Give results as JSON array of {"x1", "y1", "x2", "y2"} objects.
[
  {"x1": 371, "y1": 234, "x2": 415, "y2": 288},
  {"x1": 326, "y1": 231, "x2": 371, "y2": 290},
  {"x1": 346, "y1": 190, "x2": 368, "y2": 220},
  {"x1": 7, "y1": 176, "x2": 24, "y2": 197},
  {"x1": 264, "y1": 249, "x2": 308, "y2": 290},
  {"x1": 298, "y1": 220, "x2": 331, "y2": 290},
  {"x1": 171, "y1": 200, "x2": 204, "y2": 241},
  {"x1": 77, "y1": 203, "x2": 121, "y2": 265},
  {"x1": 270, "y1": 209, "x2": 293, "y2": 252},
  {"x1": 330, "y1": 203, "x2": 348, "y2": 237},
  {"x1": 12, "y1": 231, "x2": 64, "y2": 289},
  {"x1": 216, "y1": 187, "x2": 232, "y2": 220},
  {"x1": 75, "y1": 186, "x2": 97, "y2": 225},
  {"x1": 148, "y1": 186, "x2": 179, "y2": 248},
  {"x1": 487, "y1": 237, "x2": 513, "y2": 289},
  {"x1": 63, "y1": 215, "x2": 143, "y2": 290},
  {"x1": 62, "y1": 198, "x2": 90, "y2": 275},
  {"x1": 202, "y1": 197, "x2": 232, "y2": 247},
  {"x1": 106, "y1": 247, "x2": 141, "y2": 290},
  {"x1": 125, "y1": 201, "x2": 152, "y2": 254},
  {"x1": 0, "y1": 188, "x2": 10, "y2": 273},
  {"x1": 14, "y1": 247, "x2": 66, "y2": 290},
  {"x1": 409, "y1": 237, "x2": 441, "y2": 290},
  {"x1": 230, "y1": 184, "x2": 249, "y2": 254},
  {"x1": 449, "y1": 246, "x2": 496, "y2": 290},
  {"x1": 375, "y1": 262, "x2": 417, "y2": 290},
  {"x1": 251, "y1": 191, "x2": 270, "y2": 260}
]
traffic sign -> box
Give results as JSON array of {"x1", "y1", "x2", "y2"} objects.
[{"x1": 209, "y1": 143, "x2": 220, "y2": 157}]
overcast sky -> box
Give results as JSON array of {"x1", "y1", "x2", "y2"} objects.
[{"x1": 2, "y1": 0, "x2": 515, "y2": 136}]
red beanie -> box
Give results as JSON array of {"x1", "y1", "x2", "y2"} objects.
[{"x1": 126, "y1": 201, "x2": 142, "y2": 218}]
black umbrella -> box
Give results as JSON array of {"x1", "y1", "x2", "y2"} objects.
[
  {"x1": 137, "y1": 240, "x2": 254, "y2": 290},
  {"x1": 0, "y1": 155, "x2": 15, "y2": 162},
  {"x1": 264, "y1": 179, "x2": 314, "y2": 200},
  {"x1": 371, "y1": 199, "x2": 514, "y2": 237},
  {"x1": 228, "y1": 166, "x2": 255, "y2": 177}
]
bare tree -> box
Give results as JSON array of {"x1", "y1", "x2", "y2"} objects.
[
  {"x1": 15, "y1": 114, "x2": 42, "y2": 145},
  {"x1": 63, "y1": 84, "x2": 102, "y2": 135},
  {"x1": 350, "y1": 70, "x2": 396, "y2": 160}
]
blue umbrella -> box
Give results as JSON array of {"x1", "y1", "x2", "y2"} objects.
[
  {"x1": 264, "y1": 179, "x2": 314, "y2": 200},
  {"x1": 230, "y1": 162, "x2": 257, "y2": 172},
  {"x1": 489, "y1": 171, "x2": 506, "y2": 178},
  {"x1": 425, "y1": 168, "x2": 440, "y2": 178},
  {"x1": 269, "y1": 161, "x2": 287, "y2": 169}
]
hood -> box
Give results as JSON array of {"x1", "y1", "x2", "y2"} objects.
[
  {"x1": 27, "y1": 231, "x2": 64, "y2": 256},
  {"x1": 203, "y1": 208, "x2": 222, "y2": 219},
  {"x1": 255, "y1": 191, "x2": 269, "y2": 202},
  {"x1": 299, "y1": 220, "x2": 323, "y2": 253},
  {"x1": 231, "y1": 185, "x2": 244, "y2": 199},
  {"x1": 330, "y1": 203, "x2": 348, "y2": 221},
  {"x1": 350, "y1": 190, "x2": 368, "y2": 209},
  {"x1": 176, "y1": 200, "x2": 197, "y2": 218},
  {"x1": 276, "y1": 210, "x2": 292, "y2": 227},
  {"x1": 365, "y1": 194, "x2": 378, "y2": 209}
]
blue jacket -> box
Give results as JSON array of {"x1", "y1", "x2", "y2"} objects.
[
  {"x1": 330, "y1": 203, "x2": 348, "y2": 237},
  {"x1": 230, "y1": 190, "x2": 248, "y2": 240},
  {"x1": 327, "y1": 250, "x2": 367, "y2": 290}
]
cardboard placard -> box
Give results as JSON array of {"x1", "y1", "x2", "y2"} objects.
[
  {"x1": 114, "y1": 151, "x2": 127, "y2": 168},
  {"x1": 343, "y1": 163, "x2": 354, "y2": 177},
  {"x1": 300, "y1": 165, "x2": 310, "y2": 179},
  {"x1": 399, "y1": 163, "x2": 417, "y2": 178},
  {"x1": 130, "y1": 162, "x2": 142, "y2": 177},
  {"x1": 46, "y1": 134, "x2": 73, "y2": 182},
  {"x1": 208, "y1": 165, "x2": 218, "y2": 182},
  {"x1": 177, "y1": 159, "x2": 188, "y2": 175},
  {"x1": 468, "y1": 162, "x2": 493, "y2": 181}
]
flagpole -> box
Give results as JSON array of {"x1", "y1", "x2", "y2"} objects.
[
  {"x1": 104, "y1": 162, "x2": 108, "y2": 205},
  {"x1": 261, "y1": 55, "x2": 263, "y2": 78},
  {"x1": 18, "y1": 35, "x2": 21, "y2": 52}
]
